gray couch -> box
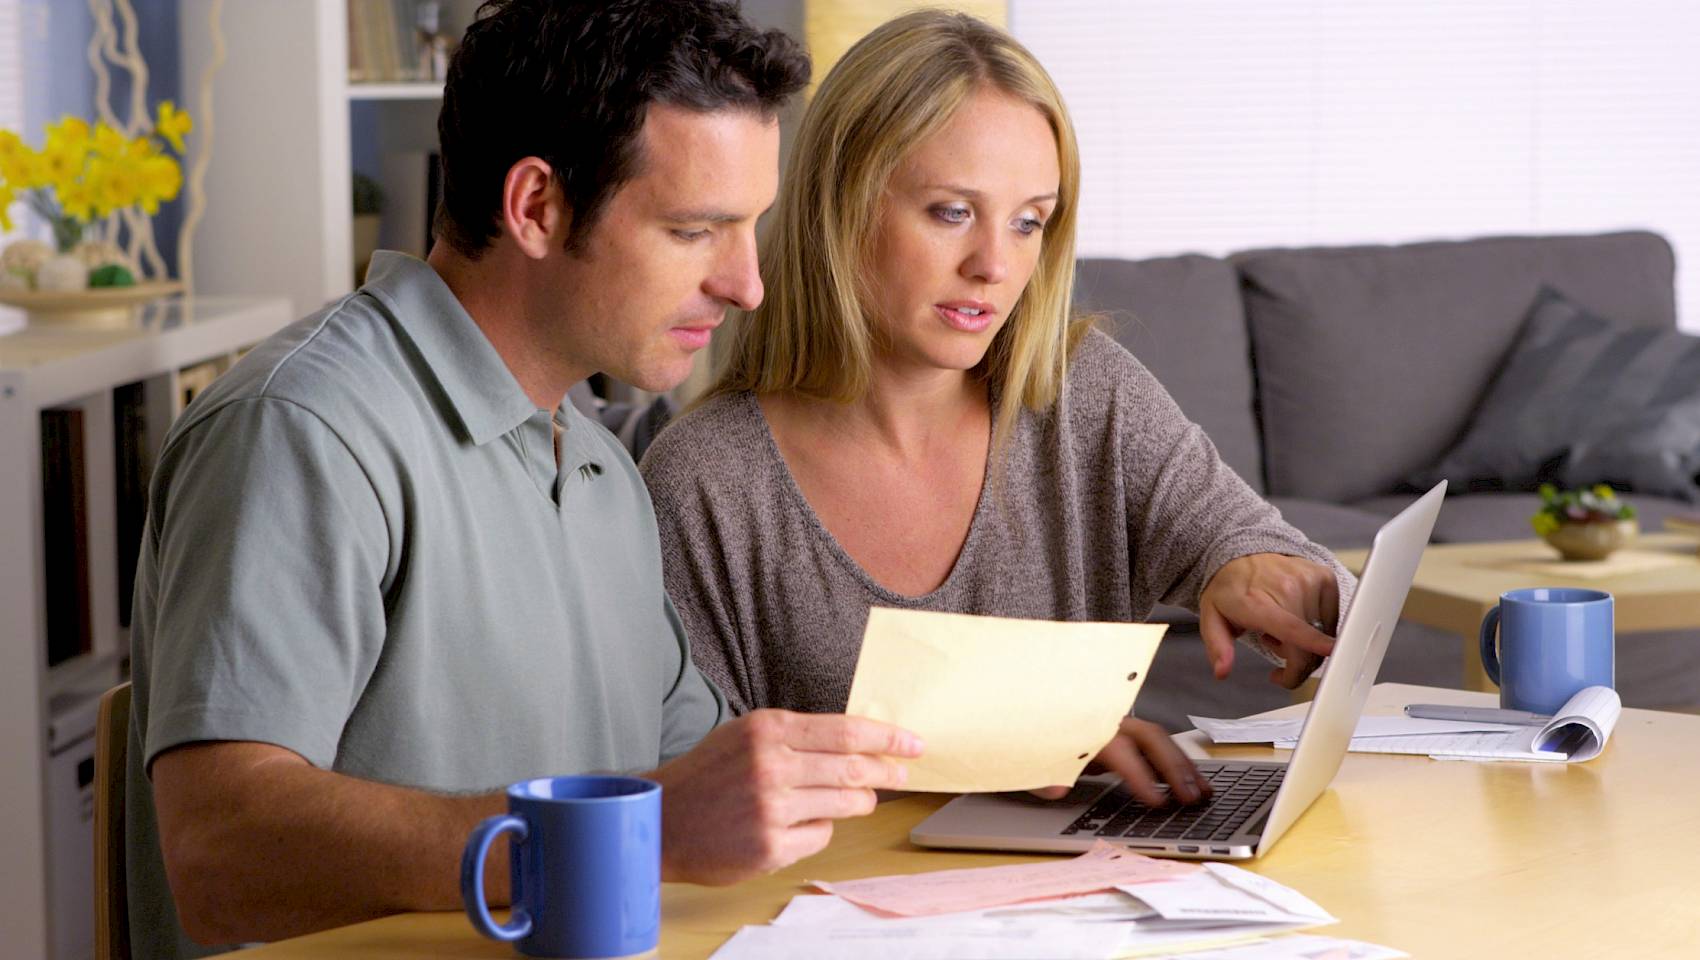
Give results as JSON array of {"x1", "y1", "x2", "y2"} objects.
[{"x1": 1074, "y1": 231, "x2": 1699, "y2": 727}]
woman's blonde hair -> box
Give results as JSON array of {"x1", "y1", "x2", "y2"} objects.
[{"x1": 709, "y1": 9, "x2": 1089, "y2": 449}]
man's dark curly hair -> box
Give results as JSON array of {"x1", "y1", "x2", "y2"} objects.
[{"x1": 433, "y1": 0, "x2": 809, "y2": 257}]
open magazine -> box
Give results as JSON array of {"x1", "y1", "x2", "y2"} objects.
[
  {"x1": 1193, "y1": 686, "x2": 1623, "y2": 763},
  {"x1": 1423, "y1": 686, "x2": 1621, "y2": 763}
]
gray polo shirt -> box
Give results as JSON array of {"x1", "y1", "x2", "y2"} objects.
[{"x1": 125, "y1": 252, "x2": 724, "y2": 959}]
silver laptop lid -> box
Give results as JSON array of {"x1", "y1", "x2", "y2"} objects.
[{"x1": 1253, "y1": 480, "x2": 1446, "y2": 854}]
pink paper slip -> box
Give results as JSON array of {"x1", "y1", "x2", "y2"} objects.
[{"x1": 810, "y1": 840, "x2": 1200, "y2": 917}]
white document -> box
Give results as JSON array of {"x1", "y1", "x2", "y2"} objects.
[
  {"x1": 1263, "y1": 687, "x2": 1622, "y2": 763},
  {"x1": 712, "y1": 917, "x2": 1288, "y2": 960},
  {"x1": 710, "y1": 919, "x2": 1135, "y2": 960},
  {"x1": 723, "y1": 867, "x2": 1339, "y2": 960},
  {"x1": 1426, "y1": 686, "x2": 1620, "y2": 763},
  {"x1": 1189, "y1": 714, "x2": 1521, "y2": 745},
  {"x1": 1121, "y1": 863, "x2": 1335, "y2": 928},
  {"x1": 1149, "y1": 934, "x2": 1409, "y2": 959},
  {"x1": 772, "y1": 891, "x2": 1156, "y2": 928}
]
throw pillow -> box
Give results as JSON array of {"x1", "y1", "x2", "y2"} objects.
[{"x1": 1412, "y1": 286, "x2": 1700, "y2": 501}]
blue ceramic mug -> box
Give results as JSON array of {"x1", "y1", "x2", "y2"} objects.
[
  {"x1": 461, "y1": 775, "x2": 661, "y2": 958},
  {"x1": 1478, "y1": 588, "x2": 1614, "y2": 715}
]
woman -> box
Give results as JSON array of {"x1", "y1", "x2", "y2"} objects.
[{"x1": 640, "y1": 11, "x2": 1352, "y2": 804}]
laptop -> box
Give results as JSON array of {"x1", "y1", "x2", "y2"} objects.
[{"x1": 910, "y1": 480, "x2": 1447, "y2": 861}]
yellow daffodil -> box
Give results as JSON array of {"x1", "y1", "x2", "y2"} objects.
[
  {"x1": 135, "y1": 155, "x2": 182, "y2": 214},
  {"x1": 87, "y1": 157, "x2": 142, "y2": 217},
  {"x1": 0, "y1": 182, "x2": 14, "y2": 233},
  {"x1": 1, "y1": 106, "x2": 193, "y2": 238},
  {"x1": 91, "y1": 121, "x2": 128, "y2": 159},
  {"x1": 45, "y1": 115, "x2": 91, "y2": 153},
  {"x1": 0, "y1": 129, "x2": 28, "y2": 185},
  {"x1": 155, "y1": 101, "x2": 192, "y2": 153},
  {"x1": 1, "y1": 136, "x2": 45, "y2": 191},
  {"x1": 56, "y1": 178, "x2": 94, "y2": 221},
  {"x1": 39, "y1": 140, "x2": 86, "y2": 194}
]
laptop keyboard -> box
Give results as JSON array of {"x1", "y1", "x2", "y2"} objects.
[{"x1": 1059, "y1": 763, "x2": 1284, "y2": 843}]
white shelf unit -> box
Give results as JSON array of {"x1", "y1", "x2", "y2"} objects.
[
  {"x1": 348, "y1": 81, "x2": 444, "y2": 101},
  {"x1": 180, "y1": 0, "x2": 352, "y2": 321},
  {"x1": 180, "y1": 0, "x2": 478, "y2": 322},
  {"x1": 179, "y1": 0, "x2": 802, "y2": 405},
  {"x1": 0, "y1": 296, "x2": 293, "y2": 960}
]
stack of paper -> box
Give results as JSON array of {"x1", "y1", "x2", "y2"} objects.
[
  {"x1": 1189, "y1": 715, "x2": 1524, "y2": 747},
  {"x1": 1190, "y1": 686, "x2": 1622, "y2": 763},
  {"x1": 812, "y1": 841, "x2": 1199, "y2": 915},
  {"x1": 708, "y1": 841, "x2": 1408, "y2": 959},
  {"x1": 1146, "y1": 936, "x2": 1410, "y2": 959}
]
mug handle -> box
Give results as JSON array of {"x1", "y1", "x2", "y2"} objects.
[
  {"x1": 1478, "y1": 604, "x2": 1503, "y2": 688},
  {"x1": 461, "y1": 813, "x2": 533, "y2": 942}
]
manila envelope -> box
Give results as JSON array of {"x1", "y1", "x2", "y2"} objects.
[{"x1": 845, "y1": 607, "x2": 1167, "y2": 793}]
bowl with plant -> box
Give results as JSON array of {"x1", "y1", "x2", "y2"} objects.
[{"x1": 1530, "y1": 483, "x2": 1638, "y2": 561}]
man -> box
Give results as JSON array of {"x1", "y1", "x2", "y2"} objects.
[{"x1": 127, "y1": 3, "x2": 920, "y2": 957}]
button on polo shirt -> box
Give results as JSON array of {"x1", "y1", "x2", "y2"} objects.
[{"x1": 124, "y1": 252, "x2": 724, "y2": 960}]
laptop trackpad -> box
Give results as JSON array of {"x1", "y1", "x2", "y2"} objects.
[{"x1": 994, "y1": 781, "x2": 1106, "y2": 807}]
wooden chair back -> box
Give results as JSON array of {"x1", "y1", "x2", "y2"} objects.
[{"x1": 95, "y1": 681, "x2": 131, "y2": 960}]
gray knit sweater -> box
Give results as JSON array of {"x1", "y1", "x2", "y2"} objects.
[{"x1": 641, "y1": 329, "x2": 1354, "y2": 716}]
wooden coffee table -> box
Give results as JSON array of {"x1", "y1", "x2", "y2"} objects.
[{"x1": 1332, "y1": 532, "x2": 1700, "y2": 692}]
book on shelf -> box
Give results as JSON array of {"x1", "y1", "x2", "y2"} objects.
[
  {"x1": 41, "y1": 409, "x2": 92, "y2": 668},
  {"x1": 349, "y1": 0, "x2": 452, "y2": 85},
  {"x1": 177, "y1": 358, "x2": 228, "y2": 412},
  {"x1": 348, "y1": 0, "x2": 402, "y2": 83},
  {"x1": 113, "y1": 381, "x2": 152, "y2": 630}
]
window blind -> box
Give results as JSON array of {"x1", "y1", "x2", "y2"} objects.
[
  {"x1": 0, "y1": 0, "x2": 26, "y2": 235},
  {"x1": 1011, "y1": 1, "x2": 1699, "y2": 329}
]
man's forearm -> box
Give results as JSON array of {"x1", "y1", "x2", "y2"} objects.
[{"x1": 155, "y1": 745, "x2": 507, "y2": 945}]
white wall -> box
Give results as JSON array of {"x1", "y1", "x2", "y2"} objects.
[{"x1": 1012, "y1": 0, "x2": 1700, "y2": 331}]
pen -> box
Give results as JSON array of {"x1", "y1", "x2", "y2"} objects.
[{"x1": 1404, "y1": 704, "x2": 1549, "y2": 724}]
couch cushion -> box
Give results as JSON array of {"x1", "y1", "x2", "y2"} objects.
[
  {"x1": 1268, "y1": 497, "x2": 1388, "y2": 550},
  {"x1": 1235, "y1": 231, "x2": 1677, "y2": 502},
  {"x1": 1076, "y1": 255, "x2": 1264, "y2": 492},
  {"x1": 1413, "y1": 287, "x2": 1700, "y2": 501},
  {"x1": 1352, "y1": 492, "x2": 1697, "y2": 543}
]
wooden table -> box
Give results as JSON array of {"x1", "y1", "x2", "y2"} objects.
[
  {"x1": 1334, "y1": 533, "x2": 1700, "y2": 692},
  {"x1": 243, "y1": 683, "x2": 1700, "y2": 959}
]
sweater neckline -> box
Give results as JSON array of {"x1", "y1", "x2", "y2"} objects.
[{"x1": 741, "y1": 390, "x2": 995, "y2": 606}]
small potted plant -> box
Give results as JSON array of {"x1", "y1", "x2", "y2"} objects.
[{"x1": 1530, "y1": 483, "x2": 1638, "y2": 561}]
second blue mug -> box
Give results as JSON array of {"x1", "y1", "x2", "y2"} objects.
[{"x1": 1479, "y1": 587, "x2": 1614, "y2": 715}]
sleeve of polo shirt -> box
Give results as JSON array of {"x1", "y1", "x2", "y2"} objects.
[
  {"x1": 657, "y1": 594, "x2": 727, "y2": 763},
  {"x1": 141, "y1": 397, "x2": 389, "y2": 773}
]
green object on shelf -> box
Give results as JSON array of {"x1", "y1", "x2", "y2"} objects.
[
  {"x1": 88, "y1": 264, "x2": 137, "y2": 288},
  {"x1": 353, "y1": 171, "x2": 385, "y2": 215}
]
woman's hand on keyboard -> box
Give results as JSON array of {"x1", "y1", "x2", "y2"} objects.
[{"x1": 1030, "y1": 718, "x2": 1210, "y2": 806}]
